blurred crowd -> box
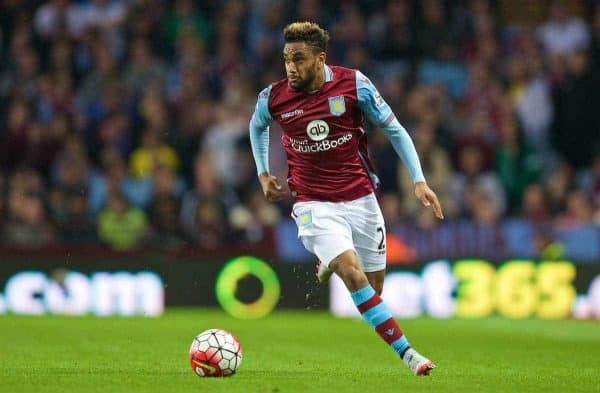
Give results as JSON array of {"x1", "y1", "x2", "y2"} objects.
[{"x1": 0, "y1": 0, "x2": 599, "y2": 261}]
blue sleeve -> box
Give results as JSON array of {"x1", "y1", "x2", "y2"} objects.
[
  {"x1": 356, "y1": 70, "x2": 394, "y2": 127},
  {"x1": 381, "y1": 118, "x2": 426, "y2": 183},
  {"x1": 356, "y1": 70, "x2": 426, "y2": 184},
  {"x1": 249, "y1": 85, "x2": 273, "y2": 175}
]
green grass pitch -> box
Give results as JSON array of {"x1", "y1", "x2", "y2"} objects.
[{"x1": 1, "y1": 309, "x2": 599, "y2": 393}]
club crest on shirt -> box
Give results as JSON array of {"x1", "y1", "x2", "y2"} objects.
[{"x1": 328, "y1": 96, "x2": 346, "y2": 116}]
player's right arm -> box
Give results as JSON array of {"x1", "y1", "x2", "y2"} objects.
[{"x1": 249, "y1": 86, "x2": 287, "y2": 202}]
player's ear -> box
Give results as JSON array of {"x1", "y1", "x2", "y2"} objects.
[{"x1": 318, "y1": 51, "x2": 326, "y2": 66}]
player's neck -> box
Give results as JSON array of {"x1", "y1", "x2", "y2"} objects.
[{"x1": 304, "y1": 66, "x2": 326, "y2": 94}]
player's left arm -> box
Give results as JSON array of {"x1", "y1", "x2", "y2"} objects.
[{"x1": 355, "y1": 70, "x2": 444, "y2": 219}]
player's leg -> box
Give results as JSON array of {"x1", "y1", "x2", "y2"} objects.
[
  {"x1": 349, "y1": 193, "x2": 387, "y2": 296},
  {"x1": 347, "y1": 193, "x2": 435, "y2": 375},
  {"x1": 318, "y1": 248, "x2": 385, "y2": 292},
  {"x1": 291, "y1": 198, "x2": 434, "y2": 375},
  {"x1": 328, "y1": 251, "x2": 435, "y2": 376},
  {"x1": 318, "y1": 258, "x2": 385, "y2": 293},
  {"x1": 317, "y1": 262, "x2": 384, "y2": 291},
  {"x1": 328, "y1": 250, "x2": 369, "y2": 290},
  {"x1": 365, "y1": 269, "x2": 385, "y2": 296},
  {"x1": 292, "y1": 201, "x2": 337, "y2": 284},
  {"x1": 316, "y1": 260, "x2": 333, "y2": 283}
]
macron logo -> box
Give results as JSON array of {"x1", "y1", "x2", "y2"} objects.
[
  {"x1": 385, "y1": 328, "x2": 395, "y2": 336},
  {"x1": 281, "y1": 109, "x2": 304, "y2": 120}
]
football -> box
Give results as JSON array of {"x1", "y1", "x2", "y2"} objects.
[{"x1": 189, "y1": 329, "x2": 243, "y2": 377}]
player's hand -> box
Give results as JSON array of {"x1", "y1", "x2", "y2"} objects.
[
  {"x1": 258, "y1": 173, "x2": 288, "y2": 202},
  {"x1": 415, "y1": 182, "x2": 444, "y2": 219}
]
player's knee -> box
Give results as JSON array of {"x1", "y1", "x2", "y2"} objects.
[
  {"x1": 329, "y1": 251, "x2": 368, "y2": 290},
  {"x1": 330, "y1": 250, "x2": 360, "y2": 271},
  {"x1": 344, "y1": 268, "x2": 369, "y2": 291},
  {"x1": 333, "y1": 261, "x2": 368, "y2": 290}
]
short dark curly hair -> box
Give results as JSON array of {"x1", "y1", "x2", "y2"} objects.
[{"x1": 283, "y1": 22, "x2": 330, "y2": 52}]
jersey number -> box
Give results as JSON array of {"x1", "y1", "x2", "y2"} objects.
[{"x1": 377, "y1": 227, "x2": 385, "y2": 250}]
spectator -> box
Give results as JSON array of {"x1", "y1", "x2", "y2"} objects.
[
  {"x1": 148, "y1": 194, "x2": 185, "y2": 250},
  {"x1": 151, "y1": 164, "x2": 185, "y2": 201},
  {"x1": 374, "y1": 0, "x2": 416, "y2": 62},
  {"x1": 550, "y1": 50, "x2": 600, "y2": 168},
  {"x1": 329, "y1": 4, "x2": 366, "y2": 62},
  {"x1": 296, "y1": 0, "x2": 325, "y2": 25},
  {"x1": 417, "y1": 0, "x2": 459, "y2": 59},
  {"x1": 89, "y1": 147, "x2": 152, "y2": 211},
  {"x1": 123, "y1": 37, "x2": 167, "y2": 96},
  {"x1": 521, "y1": 183, "x2": 551, "y2": 225},
  {"x1": 79, "y1": 0, "x2": 128, "y2": 56},
  {"x1": 97, "y1": 192, "x2": 148, "y2": 251},
  {"x1": 125, "y1": 0, "x2": 164, "y2": 50},
  {"x1": 0, "y1": 100, "x2": 31, "y2": 171},
  {"x1": 129, "y1": 129, "x2": 179, "y2": 179},
  {"x1": 81, "y1": 0, "x2": 128, "y2": 33},
  {"x1": 554, "y1": 190, "x2": 594, "y2": 231},
  {"x1": 578, "y1": 154, "x2": 600, "y2": 222},
  {"x1": 180, "y1": 153, "x2": 234, "y2": 244},
  {"x1": 417, "y1": 41, "x2": 468, "y2": 101},
  {"x1": 516, "y1": 52, "x2": 553, "y2": 153},
  {"x1": 76, "y1": 40, "x2": 120, "y2": 113},
  {"x1": 49, "y1": 186, "x2": 97, "y2": 243},
  {"x1": 165, "y1": 0, "x2": 212, "y2": 47},
  {"x1": 185, "y1": 198, "x2": 227, "y2": 249},
  {"x1": 37, "y1": 72, "x2": 75, "y2": 123},
  {"x1": 23, "y1": 121, "x2": 64, "y2": 176},
  {"x1": 246, "y1": 0, "x2": 285, "y2": 70},
  {"x1": 203, "y1": 102, "x2": 250, "y2": 187},
  {"x1": 462, "y1": 61, "x2": 503, "y2": 141},
  {"x1": 34, "y1": 0, "x2": 85, "y2": 40},
  {"x1": 0, "y1": 43, "x2": 40, "y2": 101},
  {"x1": 494, "y1": 116, "x2": 541, "y2": 212},
  {"x1": 451, "y1": 143, "x2": 505, "y2": 217},
  {"x1": 546, "y1": 161, "x2": 575, "y2": 214},
  {"x1": 537, "y1": 0, "x2": 590, "y2": 57},
  {"x1": 3, "y1": 189, "x2": 56, "y2": 248},
  {"x1": 49, "y1": 39, "x2": 74, "y2": 76}
]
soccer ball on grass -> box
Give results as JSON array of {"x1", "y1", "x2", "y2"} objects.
[{"x1": 189, "y1": 329, "x2": 243, "y2": 377}]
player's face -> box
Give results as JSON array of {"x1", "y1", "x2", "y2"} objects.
[{"x1": 283, "y1": 42, "x2": 324, "y2": 90}]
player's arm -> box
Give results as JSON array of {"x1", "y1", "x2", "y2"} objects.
[
  {"x1": 249, "y1": 86, "x2": 287, "y2": 202},
  {"x1": 356, "y1": 71, "x2": 444, "y2": 219}
]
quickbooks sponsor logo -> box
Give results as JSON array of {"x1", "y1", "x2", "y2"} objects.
[
  {"x1": 306, "y1": 120, "x2": 329, "y2": 141},
  {"x1": 290, "y1": 133, "x2": 353, "y2": 153}
]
